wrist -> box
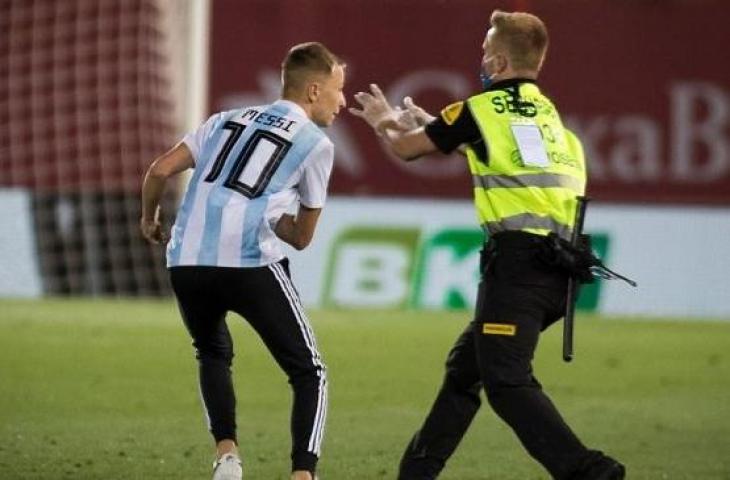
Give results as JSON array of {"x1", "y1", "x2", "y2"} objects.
[{"x1": 141, "y1": 205, "x2": 160, "y2": 223}]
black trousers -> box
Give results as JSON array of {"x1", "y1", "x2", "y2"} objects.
[
  {"x1": 398, "y1": 232, "x2": 607, "y2": 480},
  {"x1": 169, "y1": 259, "x2": 326, "y2": 473}
]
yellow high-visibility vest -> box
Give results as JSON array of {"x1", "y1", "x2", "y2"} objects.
[{"x1": 464, "y1": 82, "x2": 586, "y2": 239}]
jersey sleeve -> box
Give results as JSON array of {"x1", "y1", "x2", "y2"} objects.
[
  {"x1": 424, "y1": 100, "x2": 482, "y2": 154},
  {"x1": 181, "y1": 112, "x2": 224, "y2": 166},
  {"x1": 298, "y1": 138, "x2": 334, "y2": 209}
]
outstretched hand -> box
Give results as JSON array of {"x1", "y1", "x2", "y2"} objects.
[
  {"x1": 349, "y1": 84, "x2": 402, "y2": 133},
  {"x1": 349, "y1": 85, "x2": 436, "y2": 135},
  {"x1": 403, "y1": 96, "x2": 436, "y2": 126}
]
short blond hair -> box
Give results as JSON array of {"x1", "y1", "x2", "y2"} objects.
[
  {"x1": 490, "y1": 10, "x2": 548, "y2": 71},
  {"x1": 281, "y1": 42, "x2": 344, "y2": 97}
]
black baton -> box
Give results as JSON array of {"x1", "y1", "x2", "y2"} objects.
[{"x1": 563, "y1": 196, "x2": 590, "y2": 362}]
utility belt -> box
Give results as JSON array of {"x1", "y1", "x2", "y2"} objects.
[
  {"x1": 479, "y1": 231, "x2": 542, "y2": 275},
  {"x1": 481, "y1": 230, "x2": 636, "y2": 287},
  {"x1": 482, "y1": 200, "x2": 637, "y2": 364},
  {"x1": 487, "y1": 231, "x2": 544, "y2": 250}
]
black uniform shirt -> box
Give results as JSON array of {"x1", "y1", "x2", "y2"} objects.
[{"x1": 424, "y1": 78, "x2": 538, "y2": 164}]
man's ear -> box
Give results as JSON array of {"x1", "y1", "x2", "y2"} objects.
[{"x1": 307, "y1": 82, "x2": 320, "y2": 103}]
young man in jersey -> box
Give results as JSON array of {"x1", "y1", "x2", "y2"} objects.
[
  {"x1": 140, "y1": 42, "x2": 345, "y2": 480},
  {"x1": 350, "y1": 10, "x2": 625, "y2": 480}
]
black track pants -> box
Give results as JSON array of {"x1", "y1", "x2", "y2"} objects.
[{"x1": 169, "y1": 260, "x2": 326, "y2": 473}]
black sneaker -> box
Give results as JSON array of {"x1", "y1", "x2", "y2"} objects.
[
  {"x1": 569, "y1": 451, "x2": 625, "y2": 480},
  {"x1": 582, "y1": 457, "x2": 625, "y2": 480}
]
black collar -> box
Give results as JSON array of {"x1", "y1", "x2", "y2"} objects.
[{"x1": 486, "y1": 78, "x2": 537, "y2": 92}]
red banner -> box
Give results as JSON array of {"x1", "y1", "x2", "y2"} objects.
[{"x1": 210, "y1": 0, "x2": 730, "y2": 205}]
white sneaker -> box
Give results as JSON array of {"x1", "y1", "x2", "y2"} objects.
[{"x1": 212, "y1": 453, "x2": 242, "y2": 480}]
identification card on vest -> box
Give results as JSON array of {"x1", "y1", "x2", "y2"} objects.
[{"x1": 510, "y1": 123, "x2": 549, "y2": 168}]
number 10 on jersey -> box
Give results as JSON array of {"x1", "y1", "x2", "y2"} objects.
[{"x1": 204, "y1": 121, "x2": 292, "y2": 199}]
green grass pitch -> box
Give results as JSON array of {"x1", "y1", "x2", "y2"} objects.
[{"x1": 1, "y1": 299, "x2": 729, "y2": 479}]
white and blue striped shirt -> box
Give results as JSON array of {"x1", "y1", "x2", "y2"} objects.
[{"x1": 167, "y1": 100, "x2": 334, "y2": 268}]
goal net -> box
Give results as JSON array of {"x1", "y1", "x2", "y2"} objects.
[{"x1": 0, "y1": 0, "x2": 202, "y2": 296}]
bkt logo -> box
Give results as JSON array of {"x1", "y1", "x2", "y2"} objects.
[{"x1": 321, "y1": 227, "x2": 608, "y2": 311}]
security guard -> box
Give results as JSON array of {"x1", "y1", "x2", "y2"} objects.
[{"x1": 350, "y1": 10, "x2": 625, "y2": 480}]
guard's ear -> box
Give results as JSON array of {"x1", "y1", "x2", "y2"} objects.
[{"x1": 494, "y1": 54, "x2": 509, "y2": 74}]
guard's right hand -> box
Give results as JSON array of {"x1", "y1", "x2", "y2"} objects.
[
  {"x1": 392, "y1": 106, "x2": 419, "y2": 131},
  {"x1": 403, "y1": 96, "x2": 436, "y2": 126}
]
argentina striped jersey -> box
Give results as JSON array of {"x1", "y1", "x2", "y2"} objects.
[{"x1": 166, "y1": 100, "x2": 334, "y2": 268}]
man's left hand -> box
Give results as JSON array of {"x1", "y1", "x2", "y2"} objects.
[{"x1": 140, "y1": 216, "x2": 167, "y2": 244}]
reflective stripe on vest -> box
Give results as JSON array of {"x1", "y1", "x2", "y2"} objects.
[
  {"x1": 465, "y1": 83, "x2": 586, "y2": 239},
  {"x1": 483, "y1": 213, "x2": 572, "y2": 239},
  {"x1": 472, "y1": 172, "x2": 584, "y2": 192}
]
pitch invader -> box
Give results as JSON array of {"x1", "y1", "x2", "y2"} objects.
[{"x1": 140, "y1": 42, "x2": 346, "y2": 480}]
